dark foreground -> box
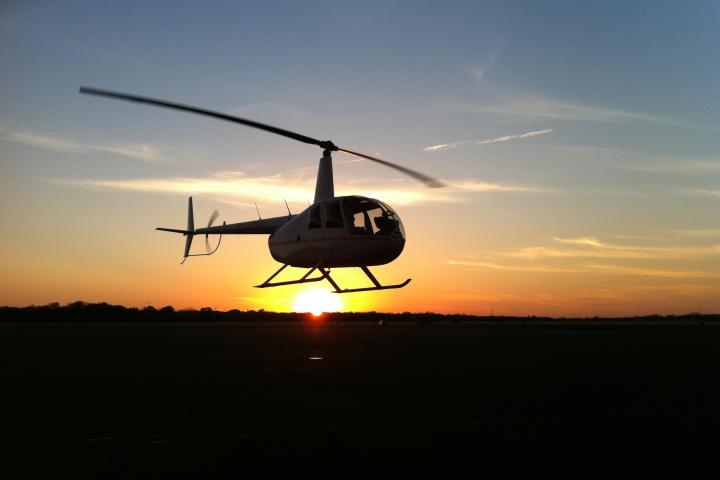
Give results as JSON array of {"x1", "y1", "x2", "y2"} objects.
[{"x1": 3, "y1": 321, "x2": 720, "y2": 477}]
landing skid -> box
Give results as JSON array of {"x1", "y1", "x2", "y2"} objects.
[{"x1": 255, "y1": 264, "x2": 410, "y2": 293}]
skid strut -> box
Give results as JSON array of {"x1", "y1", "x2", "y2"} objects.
[
  {"x1": 254, "y1": 264, "x2": 410, "y2": 293},
  {"x1": 255, "y1": 263, "x2": 327, "y2": 288}
]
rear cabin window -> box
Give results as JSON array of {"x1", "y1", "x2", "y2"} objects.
[
  {"x1": 308, "y1": 206, "x2": 321, "y2": 229},
  {"x1": 322, "y1": 200, "x2": 344, "y2": 228}
]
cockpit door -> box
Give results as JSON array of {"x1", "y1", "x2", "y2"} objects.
[{"x1": 341, "y1": 196, "x2": 404, "y2": 239}]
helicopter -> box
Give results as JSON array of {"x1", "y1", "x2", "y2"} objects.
[{"x1": 79, "y1": 87, "x2": 444, "y2": 293}]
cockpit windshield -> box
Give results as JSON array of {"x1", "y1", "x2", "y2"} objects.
[{"x1": 342, "y1": 196, "x2": 405, "y2": 239}]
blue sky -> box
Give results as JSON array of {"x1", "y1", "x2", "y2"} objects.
[{"x1": 1, "y1": 1, "x2": 718, "y2": 314}]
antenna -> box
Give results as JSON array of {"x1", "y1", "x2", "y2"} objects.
[
  {"x1": 254, "y1": 203, "x2": 262, "y2": 221},
  {"x1": 284, "y1": 199, "x2": 292, "y2": 216}
]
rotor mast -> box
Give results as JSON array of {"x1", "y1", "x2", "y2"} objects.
[{"x1": 314, "y1": 149, "x2": 335, "y2": 202}]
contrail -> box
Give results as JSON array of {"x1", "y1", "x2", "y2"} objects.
[{"x1": 424, "y1": 129, "x2": 554, "y2": 152}]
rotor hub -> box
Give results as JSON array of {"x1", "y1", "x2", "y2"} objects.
[{"x1": 319, "y1": 140, "x2": 338, "y2": 152}]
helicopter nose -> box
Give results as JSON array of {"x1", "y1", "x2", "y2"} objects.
[{"x1": 378, "y1": 236, "x2": 405, "y2": 265}]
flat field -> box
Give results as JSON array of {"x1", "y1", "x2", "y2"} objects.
[{"x1": 3, "y1": 321, "x2": 720, "y2": 477}]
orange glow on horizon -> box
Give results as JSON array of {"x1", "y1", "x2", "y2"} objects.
[{"x1": 292, "y1": 288, "x2": 343, "y2": 316}]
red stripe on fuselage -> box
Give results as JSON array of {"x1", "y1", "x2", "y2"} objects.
[{"x1": 271, "y1": 235, "x2": 399, "y2": 246}]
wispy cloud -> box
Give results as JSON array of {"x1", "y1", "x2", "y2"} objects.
[
  {"x1": 65, "y1": 172, "x2": 316, "y2": 205},
  {"x1": 583, "y1": 264, "x2": 716, "y2": 279},
  {"x1": 346, "y1": 177, "x2": 549, "y2": 194},
  {"x1": 424, "y1": 129, "x2": 554, "y2": 152},
  {"x1": 1, "y1": 127, "x2": 167, "y2": 163},
  {"x1": 508, "y1": 236, "x2": 720, "y2": 260},
  {"x1": 60, "y1": 171, "x2": 548, "y2": 207},
  {"x1": 449, "y1": 258, "x2": 716, "y2": 279},
  {"x1": 629, "y1": 159, "x2": 720, "y2": 175},
  {"x1": 67, "y1": 173, "x2": 451, "y2": 207},
  {"x1": 465, "y1": 57, "x2": 496, "y2": 81},
  {"x1": 359, "y1": 179, "x2": 547, "y2": 204},
  {"x1": 448, "y1": 260, "x2": 580, "y2": 274},
  {"x1": 467, "y1": 66, "x2": 488, "y2": 81},
  {"x1": 681, "y1": 188, "x2": 720, "y2": 198},
  {"x1": 672, "y1": 228, "x2": 720, "y2": 238},
  {"x1": 439, "y1": 95, "x2": 693, "y2": 128},
  {"x1": 448, "y1": 235, "x2": 720, "y2": 280},
  {"x1": 447, "y1": 180, "x2": 549, "y2": 193}
]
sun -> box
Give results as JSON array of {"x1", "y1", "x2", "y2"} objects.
[{"x1": 293, "y1": 288, "x2": 343, "y2": 317}]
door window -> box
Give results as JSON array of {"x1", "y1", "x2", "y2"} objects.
[{"x1": 343, "y1": 197, "x2": 400, "y2": 237}]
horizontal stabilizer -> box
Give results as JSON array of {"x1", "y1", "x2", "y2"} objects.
[{"x1": 156, "y1": 227, "x2": 190, "y2": 234}]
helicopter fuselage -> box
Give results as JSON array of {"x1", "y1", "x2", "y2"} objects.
[{"x1": 269, "y1": 195, "x2": 406, "y2": 268}]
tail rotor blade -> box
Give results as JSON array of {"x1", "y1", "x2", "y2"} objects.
[
  {"x1": 207, "y1": 209, "x2": 219, "y2": 228},
  {"x1": 205, "y1": 209, "x2": 220, "y2": 252}
]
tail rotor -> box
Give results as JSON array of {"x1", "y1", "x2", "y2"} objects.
[
  {"x1": 156, "y1": 197, "x2": 224, "y2": 263},
  {"x1": 205, "y1": 209, "x2": 220, "y2": 252}
]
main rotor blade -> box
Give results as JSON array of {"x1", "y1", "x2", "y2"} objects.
[
  {"x1": 79, "y1": 87, "x2": 330, "y2": 149},
  {"x1": 80, "y1": 87, "x2": 444, "y2": 188},
  {"x1": 338, "y1": 148, "x2": 445, "y2": 188}
]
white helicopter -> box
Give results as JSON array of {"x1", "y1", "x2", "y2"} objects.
[{"x1": 80, "y1": 87, "x2": 444, "y2": 293}]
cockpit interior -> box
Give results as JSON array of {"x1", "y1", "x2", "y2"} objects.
[{"x1": 307, "y1": 196, "x2": 405, "y2": 239}]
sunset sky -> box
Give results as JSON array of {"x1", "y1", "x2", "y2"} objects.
[{"x1": 1, "y1": 0, "x2": 718, "y2": 316}]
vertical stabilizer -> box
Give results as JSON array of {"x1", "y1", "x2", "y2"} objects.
[
  {"x1": 187, "y1": 197, "x2": 195, "y2": 232},
  {"x1": 313, "y1": 150, "x2": 334, "y2": 202}
]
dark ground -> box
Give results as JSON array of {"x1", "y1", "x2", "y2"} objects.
[{"x1": 3, "y1": 321, "x2": 720, "y2": 477}]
